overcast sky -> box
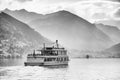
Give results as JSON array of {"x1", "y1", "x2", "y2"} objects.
[{"x1": 0, "y1": 0, "x2": 120, "y2": 23}]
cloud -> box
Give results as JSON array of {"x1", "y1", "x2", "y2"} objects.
[
  {"x1": 0, "y1": 0, "x2": 67, "y2": 14},
  {"x1": 15, "y1": 0, "x2": 32, "y2": 3},
  {"x1": 110, "y1": 0, "x2": 120, "y2": 2},
  {"x1": 66, "y1": 1, "x2": 120, "y2": 23},
  {"x1": 0, "y1": 0, "x2": 120, "y2": 22}
]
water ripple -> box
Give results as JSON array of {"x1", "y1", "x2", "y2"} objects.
[{"x1": 0, "y1": 59, "x2": 120, "y2": 80}]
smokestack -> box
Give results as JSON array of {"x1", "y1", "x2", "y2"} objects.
[{"x1": 56, "y1": 40, "x2": 59, "y2": 48}]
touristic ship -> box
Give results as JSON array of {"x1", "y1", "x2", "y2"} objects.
[{"x1": 24, "y1": 40, "x2": 69, "y2": 66}]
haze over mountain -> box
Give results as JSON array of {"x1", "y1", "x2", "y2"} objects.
[
  {"x1": 3, "y1": 9, "x2": 120, "y2": 58},
  {"x1": 97, "y1": 20, "x2": 120, "y2": 29},
  {"x1": 95, "y1": 23, "x2": 120, "y2": 43},
  {"x1": 28, "y1": 10, "x2": 113, "y2": 51},
  {"x1": 0, "y1": 12, "x2": 50, "y2": 57},
  {"x1": 104, "y1": 43, "x2": 120, "y2": 58},
  {"x1": 4, "y1": 9, "x2": 115, "y2": 51}
]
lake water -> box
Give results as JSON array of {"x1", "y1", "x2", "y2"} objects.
[{"x1": 0, "y1": 58, "x2": 120, "y2": 80}]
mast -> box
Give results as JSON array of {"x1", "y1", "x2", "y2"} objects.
[{"x1": 43, "y1": 43, "x2": 45, "y2": 49}]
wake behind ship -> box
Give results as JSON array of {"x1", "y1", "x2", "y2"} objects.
[{"x1": 24, "y1": 40, "x2": 69, "y2": 66}]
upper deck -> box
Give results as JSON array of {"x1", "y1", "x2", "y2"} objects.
[
  {"x1": 27, "y1": 40, "x2": 68, "y2": 57},
  {"x1": 28, "y1": 47, "x2": 67, "y2": 57},
  {"x1": 28, "y1": 40, "x2": 67, "y2": 57}
]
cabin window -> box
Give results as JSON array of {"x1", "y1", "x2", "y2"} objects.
[
  {"x1": 44, "y1": 58, "x2": 47, "y2": 61},
  {"x1": 63, "y1": 57, "x2": 66, "y2": 61},
  {"x1": 57, "y1": 58, "x2": 60, "y2": 61},
  {"x1": 55, "y1": 51, "x2": 58, "y2": 55}
]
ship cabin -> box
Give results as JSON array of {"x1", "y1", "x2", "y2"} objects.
[
  {"x1": 40, "y1": 47, "x2": 67, "y2": 56},
  {"x1": 27, "y1": 40, "x2": 69, "y2": 63}
]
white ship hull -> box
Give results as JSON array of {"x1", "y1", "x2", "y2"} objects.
[
  {"x1": 24, "y1": 40, "x2": 69, "y2": 66},
  {"x1": 25, "y1": 55, "x2": 69, "y2": 66}
]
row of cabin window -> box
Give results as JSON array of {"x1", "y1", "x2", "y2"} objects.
[
  {"x1": 44, "y1": 57, "x2": 69, "y2": 61},
  {"x1": 41, "y1": 50, "x2": 67, "y2": 55}
]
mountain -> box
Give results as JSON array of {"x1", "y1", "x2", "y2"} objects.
[
  {"x1": 28, "y1": 10, "x2": 113, "y2": 51},
  {"x1": 95, "y1": 23, "x2": 120, "y2": 43},
  {"x1": 0, "y1": 12, "x2": 50, "y2": 57},
  {"x1": 105, "y1": 43, "x2": 120, "y2": 58},
  {"x1": 97, "y1": 20, "x2": 120, "y2": 28},
  {"x1": 4, "y1": 9, "x2": 43, "y2": 23},
  {"x1": 4, "y1": 9, "x2": 114, "y2": 51},
  {"x1": 105, "y1": 43, "x2": 120, "y2": 53}
]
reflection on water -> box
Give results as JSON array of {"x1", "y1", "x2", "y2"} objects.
[
  {"x1": 0, "y1": 58, "x2": 25, "y2": 67},
  {"x1": 0, "y1": 58, "x2": 120, "y2": 80},
  {"x1": 43, "y1": 65, "x2": 69, "y2": 69}
]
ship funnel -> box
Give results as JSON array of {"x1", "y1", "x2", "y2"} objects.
[
  {"x1": 56, "y1": 40, "x2": 59, "y2": 48},
  {"x1": 56, "y1": 40, "x2": 58, "y2": 44}
]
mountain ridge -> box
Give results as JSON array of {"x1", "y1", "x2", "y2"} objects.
[
  {"x1": 4, "y1": 9, "x2": 114, "y2": 51},
  {"x1": 104, "y1": 43, "x2": 120, "y2": 58},
  {"x1": 3, "y1": 9, "x2": 120, "y2": 58},
  {"x1": 95, "y1": 23, "x2": 120, "y2": 43},
  {"x1": 0, "y1": 12, "x2": 51, "y2": 57},
  {"x1": 29, "y1": 10, "x2": 113, "y2": 51}
]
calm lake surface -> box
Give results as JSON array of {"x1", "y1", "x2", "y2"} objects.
[{"x1": 0, "y1": 58, "x2": 120, "y2": 80}]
